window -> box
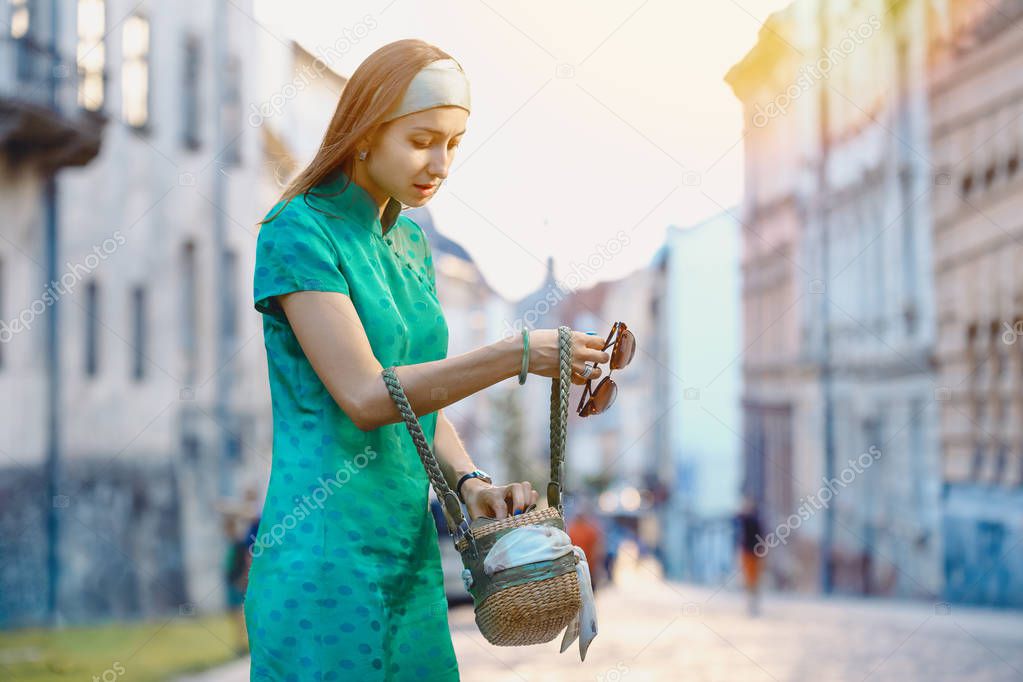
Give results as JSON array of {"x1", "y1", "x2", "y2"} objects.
[
  {"x1": 85, "y1": 279, "x2": 99, "y2": 376},
  {"x1": 221, "y1": 54, "x2": 242, "y2": 165},
  {"x1": 900, "y1": 169, "x2": 917, "y2": 334},
  {"x1": 222, "y1": 249, "x2": 238, "y2": 340},
  {"x1": 908, "y1": 399, "x2": 923, "y2": 508},
  {"x1": 182, "y1": 35, "x2": 201, "y2": 150},
  {"x1": 181, "y1": 241, "x2": 198, "y2": 382},
  {"x1": 0, "y1": 256, "x2": 4, "y2": 370},
  {"x1": 11, "y1": 0, "x2": 33, "y2": 82},
  {"x1": 984, "y1": 164, "x2": 996, "y2": 188},
  {"x1": 76, "y1": 0, "x2": 105, "y2": 111},
  {"x1": 130, "y1": 285, "x2": 146, "y2": 381},
  {"x1": 894, "y1": 39, "x2": 910, "y2": 143},
  {"x1": 10, "y1": 0, "x2": 29, "y2": 38},
  {"x1": 961, "y1": 173, "x2": 973, "y2": 196},
  {"x1": 122, "y1": 14, "x2": 150, "y2": 128}
]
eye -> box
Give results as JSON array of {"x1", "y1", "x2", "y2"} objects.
[
  {"x1": 449, "y1": 139, "x2": 462, "y2": 150},
  {"x1": 412, "y1": 138, "x2": 432, "y2": 148}
]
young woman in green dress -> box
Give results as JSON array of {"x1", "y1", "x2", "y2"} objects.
[{"x1": 247, "y1": 38, "x2": 611, "y2": 680}]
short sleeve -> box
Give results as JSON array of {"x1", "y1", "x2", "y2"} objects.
[{"x1": 253, "y1": 206, "x2": 350, "y2": 320}]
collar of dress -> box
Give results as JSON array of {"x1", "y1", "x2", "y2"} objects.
[{"x1": 308, "y1": 170, "x2": 403, "y2": 237}]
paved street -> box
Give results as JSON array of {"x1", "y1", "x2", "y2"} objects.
[{"x1": 181, "y1": 546, "x2": 1023, "y2": 682}]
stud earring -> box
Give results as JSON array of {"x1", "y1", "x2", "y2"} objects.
[{"x1": 358, "y1": 149, "x2": 368, "y2": 161}]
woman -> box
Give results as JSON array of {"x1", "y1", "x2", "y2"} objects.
[{"x1": 246, "y1": 39, "x2": 610, "y2": 681}]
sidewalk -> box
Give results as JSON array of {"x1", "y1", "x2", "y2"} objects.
[
  {"x1": 176, "y1": 657, "x2": 250, "y2": 682},
  {"x1": 177, "y1": 547, "x2": 1023, "y2": 681}
]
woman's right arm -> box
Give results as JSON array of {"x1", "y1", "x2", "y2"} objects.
[{"x1": 278, "y1": 290, "x2": 611, "y2": 431}]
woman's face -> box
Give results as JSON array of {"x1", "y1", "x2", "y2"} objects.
[{"x1": 362, "y1": 106, "x2": 468, "y2": 208}]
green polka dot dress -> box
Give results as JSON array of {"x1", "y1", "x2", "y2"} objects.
[{"x1": 247, "y1": 170, "x2": 458, "y2": 681}]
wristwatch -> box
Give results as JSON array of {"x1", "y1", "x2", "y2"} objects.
[{"x1": 455, "y1": 469, "x2": 493, "y2": 504}]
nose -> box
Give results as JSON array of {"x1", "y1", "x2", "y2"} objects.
[{"x1": 427, "y1": 147, "x2": 452, "y2": 180}]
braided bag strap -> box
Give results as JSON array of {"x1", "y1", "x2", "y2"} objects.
[
  {"x1": 381, "y1": 325, "x2": 574, "y2": 543},
  {"x1": 546, "y1": 326, "x2": 573, "y2": 513},
  {"x1": 380, "y1": 367, "x2": 469, "y2": 542}
]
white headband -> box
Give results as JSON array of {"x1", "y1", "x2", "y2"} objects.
[{"x1": 380, "y1": 58, "x2": 471, "y2": 123}]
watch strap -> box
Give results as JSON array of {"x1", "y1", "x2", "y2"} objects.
[{"x1": 456, "y1": 471, "x2": 489, "y2": 503}]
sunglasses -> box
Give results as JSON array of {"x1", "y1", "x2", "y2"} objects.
[{"x1": 576, "y1": 321, "x2": 636, "y2": 417}]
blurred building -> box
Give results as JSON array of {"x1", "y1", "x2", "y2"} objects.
[
  {"x1": 254, "y1": 39, "x2": 347, "y2": 188},
  {"x1": 803, "y1": 0, "x2": 942, "y2": 600},
  {"x1": 406, "y1": 205, "x2": 515, "y2": 487},
  {"x1": 727, "y1": 0, "x2": 944, "y2": 599},
  {"x1": 928, "y1": 0, "x2": 1023, "y2": 606},
  {"x1": 507, "y1": 250, "x2": 660, "y2": 499},
  {"x1": 725, "y1": 1, "x2": 819, "y2": 592},
  {"x1": 0, "y1": 0, "x2": 267, "y2": 627},
  {"x1": 512, "y1": 256, "x2": 586, "y2": 487},
  {"x1": 653, "y1": 213, "x2": 742, "y2": 584},
  {"x1": 503, "y1": 240, "x2": 677, "y2": 561}
]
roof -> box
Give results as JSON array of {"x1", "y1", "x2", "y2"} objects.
[
  {"x1": 404, "y1": 206, "x2": 473, "y2": 262},
  {"x1": 724, "y1": 5, "x2": 798, "y2": 100}
]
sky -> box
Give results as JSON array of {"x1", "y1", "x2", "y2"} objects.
[{"x1": 252, "y1": 0, "x2": 792, "y2": 301}]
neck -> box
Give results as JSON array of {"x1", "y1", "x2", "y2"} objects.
[{"x1": 347, "y1": 163, "x2": 391, "y2": 233}]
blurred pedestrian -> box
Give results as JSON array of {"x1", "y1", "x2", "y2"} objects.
[
  {"x1": 217, "y1": 486, "x2": 261, "y2": 654},
  {"x1": 735, "y1": 496, "x2": 764, "y2": 616},
  {"x1": 602, "y1": 518, "x2": 624, "y2": 585},
  {"x1": 568, "y1": 497, "x2": 606, "y2": 591},
  {"x1": 222, "y1": 516, "x2": 251, "y2": 653}
]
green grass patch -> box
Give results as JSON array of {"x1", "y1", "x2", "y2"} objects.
[{"x1": 0, "y1": 612, "x2": 245, "y2": 681}]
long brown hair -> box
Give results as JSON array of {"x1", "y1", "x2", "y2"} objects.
[{"x1": 261, "y1": 39, "x2": 458, "y2": 224}]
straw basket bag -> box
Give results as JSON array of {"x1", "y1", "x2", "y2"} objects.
[{"x1": 380, "y1": 325, "x2": 581, "y2": 646}]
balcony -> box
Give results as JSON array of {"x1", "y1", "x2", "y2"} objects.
[{"x1": 0, "y1": 35, "x2": 106, "y2": 170}]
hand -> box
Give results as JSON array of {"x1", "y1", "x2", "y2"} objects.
[
  {"x1": 462, "y1": 479, "x2": 540, "y2": 521},
  {"x1": 526, "y1": 329, "x2": 611, "y2": 386}
]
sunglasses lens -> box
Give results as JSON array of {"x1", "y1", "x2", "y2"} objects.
[
  {"x1": 590, "y1": 378, "x2": 617, "y2": 414},
  {"x1": 612, "y1": 330, "x2": 636, "y2": 369}
]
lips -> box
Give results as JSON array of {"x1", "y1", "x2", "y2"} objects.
[{"x1": 414, "y1": 183, "x2": 437, "y2": 190}]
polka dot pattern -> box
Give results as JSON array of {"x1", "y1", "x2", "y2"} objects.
[{"x1": 248, "y1": 184, "x2": 457, "y2": 680}]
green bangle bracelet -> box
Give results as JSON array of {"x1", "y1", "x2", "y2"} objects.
[{"x1": 518, "y1": 328, "x2": 530, "y2": 385}]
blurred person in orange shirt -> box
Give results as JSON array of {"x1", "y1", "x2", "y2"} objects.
[
  {"x1": 568, "y1": 496, "x2": 606, "y2": 591},
  {"x1": 735, "y1": 495, "x2": 764, "y2": 616}
]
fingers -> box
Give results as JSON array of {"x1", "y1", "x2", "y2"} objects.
[
  {"x1": 503, "y1": 481, "x2": 533, "y2": 516},
  {"x1": 471, "y1": 483, "x2": 541, "y2": 520},
  {"x1": 577, "y1": 331, "x2": 606, "y2": 350},
  {"x1": 572, "y1": 361, "x2": 602, "y2": 385},
  {"x1": 487, "y1": 492, "x2": 508, "y2": 521},
  {"x1": 572, "y1": 333, "x2": 611, "y2": 364}
]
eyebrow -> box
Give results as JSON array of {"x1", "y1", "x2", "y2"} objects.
[{"x1": 410, "y1": 126, "x2": 466, "y2": 136}]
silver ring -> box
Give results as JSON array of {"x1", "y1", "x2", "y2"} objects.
[{"x1": 580, "y1": 365, "x2": 594, "y2": 379}]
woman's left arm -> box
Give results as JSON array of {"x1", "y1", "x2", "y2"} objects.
[{"x1": 433, "y1": 409, "x2": 538, "y2": 520}]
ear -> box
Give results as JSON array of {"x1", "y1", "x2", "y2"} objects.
[{"x1": 355, "y1": 132, "x2": 376, "y2": 157}]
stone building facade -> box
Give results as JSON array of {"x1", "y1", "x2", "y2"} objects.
[
  {"x1": 928, "y1": 0, "x2": 1023, "y2": 607},
  {"x1": 727, "y1": 0, "x2": 945, "y2": 599},
  {"x1": 0, "y1": 0, "x2": 267, "y2": 626}
]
